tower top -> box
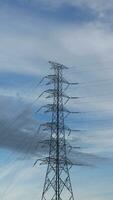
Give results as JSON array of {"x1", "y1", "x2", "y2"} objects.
[{"x1": 48, "y1": 61, "x2": 68, "y2": 70}]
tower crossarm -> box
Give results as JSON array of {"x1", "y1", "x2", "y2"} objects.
[
  {"x1": 37, "y1": 157, "x2": 73, "y2": 166},
  {"x1": 49, "y1": 61, "x2": 68, "y2": 70},
  {"x1": 44, "y1": 75, "x2": 70, "y2": 85},
  {"x1": 39, "y1": 104, "x2": 80, "y2": 114}
]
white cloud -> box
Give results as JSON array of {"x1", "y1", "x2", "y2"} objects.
[
  {"x1": 0, "y1": 6, "x2": 113, "y2": 157},
  {"x1": 0, "y1": 3, "x2": 113, "y2": 200},
  {"x1": 31, "y1": 0, "x2": 113, "y2": 13},
  {"x1": 9, "y1": 0, "x2": 113, "y2": 12},
  {"x1": 0, "y1": 6, "x2": 113, "y2": 77},
  {"x1": 0, "y1": 160, "x2": 43, "y2": 200},
  {"x1": 80, "y1": 130, "x2": 113, "y2": 155}
]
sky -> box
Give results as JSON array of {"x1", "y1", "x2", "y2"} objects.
[{"x1": 0, "y1": 0, "x2": 113, "y2": 199}]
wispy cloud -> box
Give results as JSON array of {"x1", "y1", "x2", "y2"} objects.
[
  {"x1": 0, "y1": 1, "x2": 113, "y2": 199},
  {"x1": 23, "y1": 0, "x2": 113, "y2": 17},
  {"x1": 0, "y1": 5, "x2": 113, "y2": 76},
  {"x1": 0, "y1": 95, "x2": 105, "y2": 167}
]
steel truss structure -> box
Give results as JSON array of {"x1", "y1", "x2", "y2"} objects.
[{"x1": 38, "y1": 61, "x2": 79, "y2": 200}]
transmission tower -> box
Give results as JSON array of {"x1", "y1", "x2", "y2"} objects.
[{"x1": 36, "y1": 61, "x2": 79, "y2": 200}]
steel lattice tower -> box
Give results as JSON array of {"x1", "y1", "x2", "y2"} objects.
[{"x1": 37, "y1": 61, "x2": 79, "y2": 200}]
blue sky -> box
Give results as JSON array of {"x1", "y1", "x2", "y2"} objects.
[{"x1": 0, "y1": 0, "x2": 113, "y2": 200}]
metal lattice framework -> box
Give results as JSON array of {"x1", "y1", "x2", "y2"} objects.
[{"x1": 37, "y1": 61, "x2": 79, "y2": 200}]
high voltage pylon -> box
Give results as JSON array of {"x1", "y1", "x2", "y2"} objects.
[{"x1": 36, "y1": 61, "x2": 80, "y2": 200}]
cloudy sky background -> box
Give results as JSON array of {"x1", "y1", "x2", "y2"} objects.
[{"x1": 0, "y1": 0, "x2": 113, "y2": 200}]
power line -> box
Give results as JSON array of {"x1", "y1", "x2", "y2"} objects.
[
  {"x1": 78, "y1": 78, "x2": 113, "y2": 88},
  {"x1": 73, "y1": 66, "x2": 113, "y2": 74}
]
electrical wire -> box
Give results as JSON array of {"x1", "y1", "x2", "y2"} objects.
[
  {"x1": 73, "y1": 66, "x2": 113, "y2": 74},
  {"x1": 64, "y1": 107, "x2": 113, "y2": 114},
  {"x1": 2, "y1": 67, "x2": 113, "y2": 198},
  {"x1": 77, "y1": 79, "x2": 113, "y2": 89},
  {"x1": 71, "y1": 98, "x2": 113, "y2": 104}
]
